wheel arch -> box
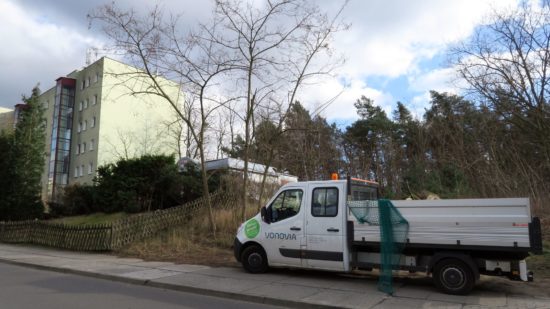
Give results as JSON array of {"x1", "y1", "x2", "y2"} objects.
[
  {"x1": 429, "y1": 252, "x2": 479, "y2": 280},
  {"x1": 239, "y1": 241, "x2": 267, "y2": 263}
]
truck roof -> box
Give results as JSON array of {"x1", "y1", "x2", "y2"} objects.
[{"x1": 280, "y1": 178, "x2": 378, "y2": 187}]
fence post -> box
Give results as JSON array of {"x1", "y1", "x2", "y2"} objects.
[{"x1": 107, "y1": 222, "x2": 113, "y2": 250}]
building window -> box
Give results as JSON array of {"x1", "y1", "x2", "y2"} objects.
[
  {"x1": 76, "y1": 143, "x2": 80, "y2": 154},
  {"x1": 80, "y1": 165, "x2": 84, "y2": 177},
  {"x1": 83, "y1": 142, "x2": 87, "y2": 152},
  {"x1": 90, "y1": 139, "x2": 94, "y2": 151},
  {"x1": 88, "y1": 162, "x2": 94, "y2": 174},
  {"x1": 93, "y1": 73, "x2": 99, "y2": 83},
  {"x1": 79, "y1": 101, "x2": 83, "y2": 111},
  {"x1": 77, "y1": 122, "x2": 81, "y2": 133},
  {"x1": 83, "y1": 120, "x2": 87, "y2": 131},
  {"x1": 80, "y1": 80, "x2": 85, "y2": 90},
  {"x1": 74, "y1": 167, "x2": 78, "y2": 178},
  {"x1": 92, "y1": 94, "x2": 97, "y2": 105},
  {"x1": 84, "y1": 99, "x2": 88, "y2": 109},
  {"x1": 91, "y1": 116, "x2": 96, "y2": 128},
  {"x1": 43, "y1": 100, "x2": 49, "y2": 109},
  {"x1": 85, "y1": 77, "x2": 90, "y2": 88}
]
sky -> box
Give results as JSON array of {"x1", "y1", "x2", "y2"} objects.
[{"x1": 0, "y1": 0, "x2": 519, "y2": 125}]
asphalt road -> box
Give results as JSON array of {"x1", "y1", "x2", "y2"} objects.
[{"x1": 0, "y1": 262, "x2": 281, "y2": 309}]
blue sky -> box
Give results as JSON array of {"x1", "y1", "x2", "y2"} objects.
[{"x1": 0, "y1": 0, "x2": 519, "y2": 124}]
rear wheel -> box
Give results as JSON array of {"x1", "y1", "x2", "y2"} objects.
[
  {"x1": 433, "y1": 258, "x2": 475, "y2": 295},
  {"x1": 241, "y1": 245, "x2": 268, "y2": 274}
]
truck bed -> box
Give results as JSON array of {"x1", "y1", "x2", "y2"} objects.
[{"x1": 351, "y1": 198, "x2": 532, "y2": 250}]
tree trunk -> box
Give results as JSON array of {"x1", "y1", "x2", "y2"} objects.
[
  {"x1": 257, "y1": 148, "x2": 275, "y2": 210},
  {"x1": 241, "y1": 125, "x2": 250, "y2": 222},
  {"x1": 199, "y1": 142, "x2": 216, "y2": 235}
]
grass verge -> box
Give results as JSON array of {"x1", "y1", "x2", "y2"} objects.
[
  {"x1": 118, "y1": 205, "x2": 259, "y2": 267},
  {"x1": 527, "y1": 241, "x2": 550, "y2": 278},
  {"x1": 51, "y1": 212, "x2": 127, "y2": 226}
]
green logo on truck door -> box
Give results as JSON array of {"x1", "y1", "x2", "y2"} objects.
[{"x1": 245, "y1": 219, "x2": 260, "y2": 239}]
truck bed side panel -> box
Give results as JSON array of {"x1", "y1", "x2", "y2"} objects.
[{"x1": 352, "y1": 198, "x2": 531, "y2": 249}]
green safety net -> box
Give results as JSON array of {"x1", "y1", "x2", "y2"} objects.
[{"x1": 348, "y1": 199, "x2": 409, "y2": 295}]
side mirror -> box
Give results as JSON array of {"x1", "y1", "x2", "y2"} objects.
[{"x1": 261, "y1": 206, "x2": 271, "y2": 224}]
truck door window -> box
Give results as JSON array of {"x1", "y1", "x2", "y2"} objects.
[
  {"x1": 269, "y1": 189, "x2": 303, "y2": 223},
  {"x1": 312, "y1": 187, "x2": 339, "y2": 217}
]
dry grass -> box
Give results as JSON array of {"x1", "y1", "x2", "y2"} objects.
[
  {"x1": 527, "y1": 241, "x2": 550, "y2": 279},
  {"x1": 118, "y1": 203, "x2": 259, "y2": 267}
]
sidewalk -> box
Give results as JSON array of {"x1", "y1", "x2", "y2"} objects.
[{"x1": 0, "y1": 244, "x2": 548, "y2": 308}]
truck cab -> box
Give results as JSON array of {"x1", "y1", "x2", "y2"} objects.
[{"x1": 234, "y1": 178, "x2": 377, "y2": 273}]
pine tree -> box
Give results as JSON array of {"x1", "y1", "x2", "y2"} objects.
[{"x1": 0, "y1": 86, "x2": 46, "y2": 220}]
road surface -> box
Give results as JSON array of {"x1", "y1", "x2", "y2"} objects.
[{"x1": 0, "y1": 262, "x2": 280, "y2": 309}]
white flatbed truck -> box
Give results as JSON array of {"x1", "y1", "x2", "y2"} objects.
[{"x1": 233, "y1": 177, "x2": 543, "y2": 295}]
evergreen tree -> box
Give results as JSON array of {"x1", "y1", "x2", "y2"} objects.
[
  {"x1": 0, "y1": 87, "x2": 46, "y2": 221},
  {"x1": 344, "y1": 96, "x2": 394, "y2": 194},
  {"x1": 0, "y1": 131, "x2": 14, "y2": 215},
  {"x1": 280, "y1": 102, "x2": 340, "y2": 181}
]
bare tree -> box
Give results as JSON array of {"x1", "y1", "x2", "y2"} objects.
[
  {"x1": 89, "y1": 4, "x2": 238, "y2": 234},
  {"x1": 164, "y1": 116, "x2": 184, "y2": 160},
  {"x1": 213, "y1": 111, "x2": 229, "y2": 159},
  {"x1": 104, "y1": 128, "x2": 135, "y2": 161},
  {"x1": 137, "y1": 119, "x2": 164, "y2": 156},
  {"x1": 450, "y1": 1, "x2": 550, "y2": 209},
  {"x1": 451, "y1": 1, "x2": 550, "y2": 158},
  {"x1": 210, "y1": 0, "x2": 348, "y2": 220}
]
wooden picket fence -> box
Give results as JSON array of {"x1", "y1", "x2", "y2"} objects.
[
  {"x1": 0, "y1": 220, "x2": 112, "y2": 251},
  {"x1": 0, "y1": 191, "x2": 238, "y2": 251}
]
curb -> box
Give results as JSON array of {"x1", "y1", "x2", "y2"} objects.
[{"x1": 0, "y1": 257, "x2": 342, "y2": 309}]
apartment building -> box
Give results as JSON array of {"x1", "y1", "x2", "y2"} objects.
[
  {"x1": 0, "y1": 107, "x2": 15, "y2": 132},
  {"x1": 38, "y1": 57, "x2": 180, "y2": 202}
]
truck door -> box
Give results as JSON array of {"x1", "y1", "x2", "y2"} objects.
[
  {"x1": 305, "y1": 183, "x2": 345, "y2": 271},
  {"x1": 263, "y1": 188, "x2": 305, "y2": 267}
]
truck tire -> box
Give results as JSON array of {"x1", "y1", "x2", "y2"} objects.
[
  {"x1": 241, "y1": 245, "x2": 268, "y2": 274},
  {"x1": 433, "y1": 258, "x2": 475, "y2": 295}
]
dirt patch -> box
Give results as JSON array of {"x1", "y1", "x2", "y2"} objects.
[
  {"x1": 117, "y1": 229, "x2": 241, "y2": 268},
  {"x1": 118, "y1": 243, "x2": 239, "y2": 268},
  {"x1": 476, "y1": 276, "x2": 550, "y2": 298}
]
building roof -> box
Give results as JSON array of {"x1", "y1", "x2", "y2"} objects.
[
  {"x1": 205, "y1": 157, "x2": 279, "y2": 176},
  {"x1": 0, "y1": 107, "x2": 13, "y2": 113}
]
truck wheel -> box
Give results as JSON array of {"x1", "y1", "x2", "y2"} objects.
[
  {"x1": 433, "y1": 258, "x2": 475, "y2": 295},
  {"x1": 241, "y1": 245, "x2": 268, "y2": 273}
]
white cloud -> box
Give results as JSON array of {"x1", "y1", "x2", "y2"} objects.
[
  {"x1": 408, "y1": 67, "x2": 458, "y2": 94},
  {"x1": 306, "y1": 0, "x2": 518, "y2": 122},
  {"x1": 297, "y1": 77, "x2": 394, "y2": 121},
  {"x1": 331, "y1": 0, "x2": 516, "y2": 79},
  {"x1": 0, "y1": 0, "x2": 103, "y2": 105},
  {"x1": 405, "y1": 67, "x2": 458, "y2": 119}
]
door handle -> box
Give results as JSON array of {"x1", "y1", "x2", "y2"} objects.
[
  {"x1": 290, "y1": 226, "x2": 301, "y2": 231},
  {"x1": 327, "y1": 228, "x2": 339, "y2": 232}
]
